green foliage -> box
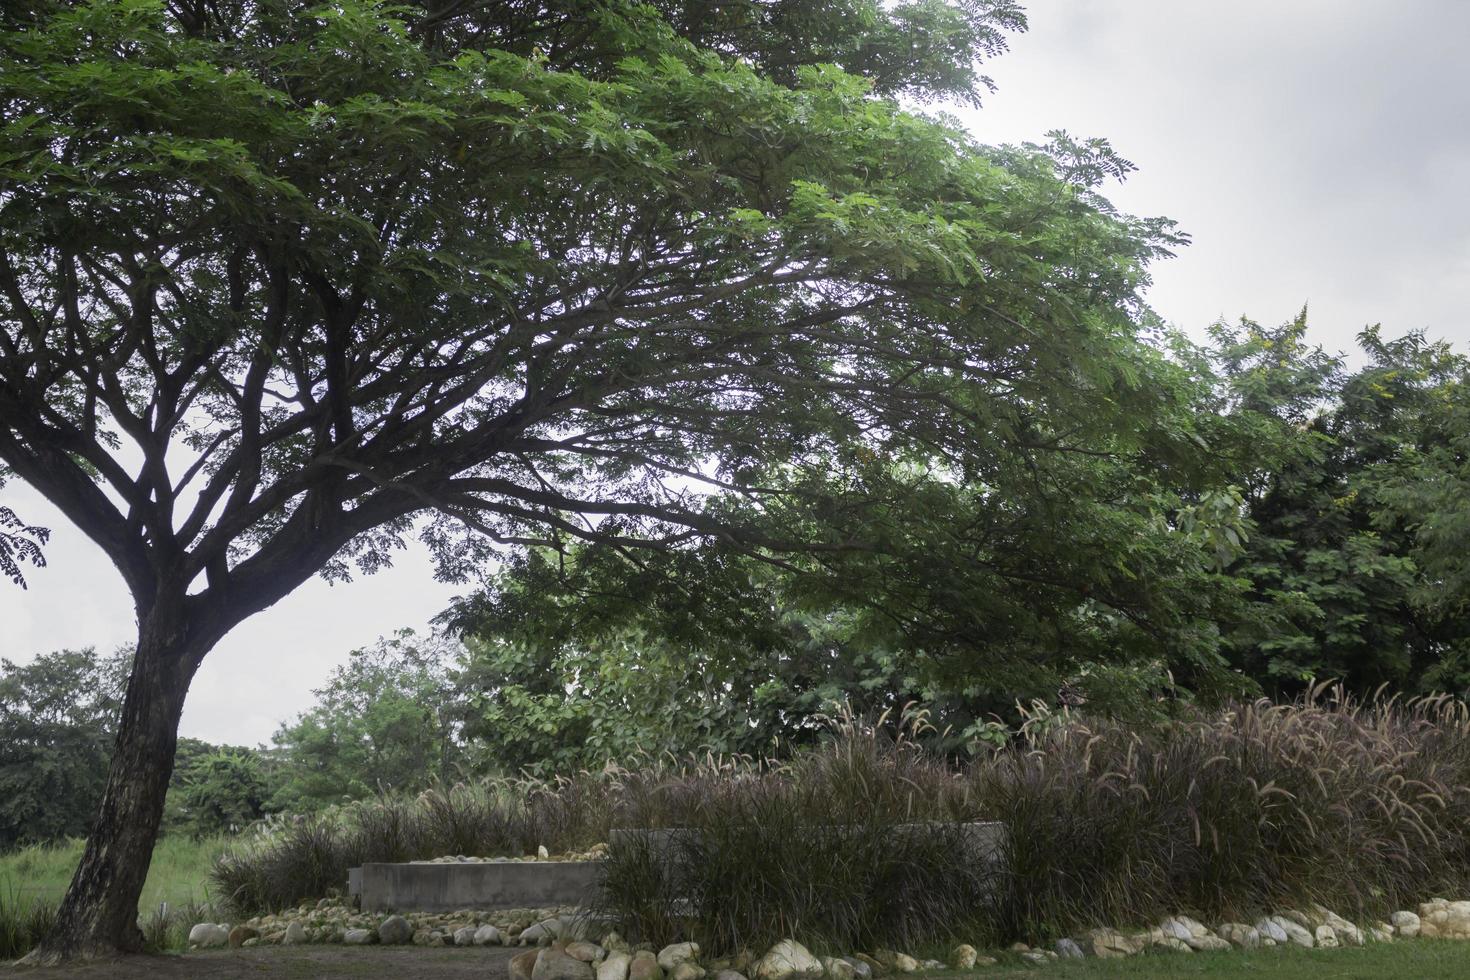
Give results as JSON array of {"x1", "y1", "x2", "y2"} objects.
[
  {"x1": 270, "y1": 631, "x2": 465, "y2": 810},
  {"x1": 1204, "y1": 316, "x2": 1470, "y2": 693},
  {"x1": 167, "y1": 745, "x2": 274, "y2": 838},
  {"x1": 0, "y1": 504, "x2": 47, "y2": 589},
  {"x1": 454, "y1": 595, "x2": 980, "y2": 773},
  {"x1": 0, "y1": 648, "x2": 126, "y2": 851}
]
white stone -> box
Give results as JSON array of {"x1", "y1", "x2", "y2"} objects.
[
  {"x1": 476, "y1": 924, "x2": 503, "y2": 946},
  {"x1": 1418, "y1": 899, "x2": 1470, "y2": 939},
  {"x1": 599, "y1": 952, "x2": 633, "y2": 980},
  {"x1": 189, "y1": 923, "x2": 229, "y2": 948},
  {"x1": 1077, "y1": 928, "x2": 1143, "y2": 958},
  {"x1": 1054, "y1": 939, "x2": 1083, "y2": 959},
  {"x1": 1185, "y1": 935, "x2": 1231, "y2": 952},
  {"x1": 283, "y1": 921, "x2": 307, "y2": 945},
  {"x1": 535, "y1": 947, "x2": 598, "y2": 980},
  {"x1": 344, "y1": 928, "x2": 373, "y2": 945},
  {"x1": 567, "y1": 942, "x2": 606, "y2": 964},
  {"x1": 1314, "y1": 907, "x2": 1364, "y2": 946},
  {"x1": 1268, "y1": 915, "x2": 1314, "y2": 948},
  {"x1": 378, "y1": 914, "x2": 413, "y2": 945},
  {"x1": 1254, "y1": 918, "x2": 1288, "y2": 944},
  {"x1": 1216, "y1": 923, "x2": 1260, "y2": 949},
  {"x1": 1392, "y1": 910, "x2": 1421, "y2": 938},
  {"x1": 821, "y1": 957, "x2": 855, "y2": 980},
  {"x1": 753, "y1": 940, "x2": 823, "y2": 980},
  {"x1": 522, "y1": 920, "x2": 561, "y2": 945},
  {"x1": 658, "y1": 943, "x2": 701, "y2": 972},
  {"x1": 454, "y1": 926, "x2": 478, "y2": 946},
  {"x1": 1177, "y1": 915, "x2": 1211, "y2": 938}
]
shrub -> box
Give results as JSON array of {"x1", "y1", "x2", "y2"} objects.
[
  {"x1": 977, "y1": 686, "x2": 1470, "y2": 941},
  {"x1": 598, "y1": 730, "x2": 997, "y2": 953},
  {"x1": 212, "y1": 689, "x2": 1470, "y2": 957}
]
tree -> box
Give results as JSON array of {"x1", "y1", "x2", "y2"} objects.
[
  {"x1": 1204, "y1": 316, "x2": 1470, "y2": 693},
  {"x1": 0, "y1": 0, "x2": 1200, "y2": 958},
  {"x1": 166, "y1": 743, "x2": 273, "y2": 837},
  {"x1": 454, "y1": 603, "x2": 924, "y2": 773},
  {"x1": 0, "y1": 503, "x2": 48, "y2": 588},
  {"x1": 0, "y1": 648, "x2": 126, "y2": 850},
  {"x1": 271, "y1": 630, "x2": 463, "y2": 809}
]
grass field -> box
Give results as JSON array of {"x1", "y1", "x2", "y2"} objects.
[
  {"x1": 9, "y1": 942, "x2": 1470, "y2": 980},
  {"x1": 0, "y1": 835, "x2": 227, "y2": 915},
  {"x1": 1014, "y1": 941, "x2": 1470, "y2": 978}
]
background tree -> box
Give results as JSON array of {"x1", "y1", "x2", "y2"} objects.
[
  {"x1": 1204, "y1": 317, "x2": 1470, "y2": 693},
  {"x1": 0, "y1": 0, "x2": 1211, "y2": 958},
  {"x1": 270, "y1": 630, "x2": 463, "y2": 809},
  {"x1": 165, "y1": 744, "x2": 274, "y2": 838},
  {"x1": 454, "y1": 601, "x2": 929, "y2": 773},
  {"x1": 0, "y1": 648, "x2": 126, "y2": 850}
]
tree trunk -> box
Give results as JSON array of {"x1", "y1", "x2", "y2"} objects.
[{"x1": 22, "y1": 602, "x2": 201, "y2": 963}]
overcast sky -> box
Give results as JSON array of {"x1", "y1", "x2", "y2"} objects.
[{"x1": 3, "y1": 0, "x2": 1469, "y2": 746}]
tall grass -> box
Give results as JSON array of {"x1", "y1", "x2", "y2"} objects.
[
  {"x1": 0, "y1": 833, "x2": 227, "y2": 912},
  {"x1": 212, "y1": 778, "x2": 617, "y2": 913},
  {"x1": 599, "y1": 729, "x2": 995, "y2": 953},
  {"x1": 0, "y1": 886, "x2": 56, "y2": 961},
  {"x1": 0, "y1": 835, "x2": 227, "y2": 958},
  {"x1": 210, "y1": 688, "x2": 1470, "y2": 956},
  {"x1": 982, "y1": 687, "x2": 1470, "y2": 941}
]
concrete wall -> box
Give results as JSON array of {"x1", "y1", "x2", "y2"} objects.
[
  {"x1": 355, "y1": 822, "x2": 1007, "y2": 912},
  {"x1": 358, "y1": 861, "x2": 602, "y2": 912},
  {"x1": 610, "y1": 821, "x2": 1006, "y2": 867}
]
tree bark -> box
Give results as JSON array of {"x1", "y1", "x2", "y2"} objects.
[{"x1": 21, "y1": 599, "x2": 202, "y2": 963}]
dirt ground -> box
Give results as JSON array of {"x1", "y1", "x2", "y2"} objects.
[{"x1": 0, "y1": 946, "x2": 520, "y2": 979}]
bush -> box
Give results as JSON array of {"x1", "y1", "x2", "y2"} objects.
[
  {"x1": 980, "y1": 686, "x2": 1470, "y2": 942},
  {"x1": 603, "y1": 690, "x2": 1470, "y2": 952},
  {"x1": 213, "y1": 689, "x2": 1470, "y2": 956},
  {"x1": 598, "y1": 728, "x2": 995, "y2": 953}
]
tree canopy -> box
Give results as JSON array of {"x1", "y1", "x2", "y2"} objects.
[{"x1": 0, "y1": 0, "x2": 1257, "y2": 958}]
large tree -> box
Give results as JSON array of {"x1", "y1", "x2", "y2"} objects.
[
  {"x1": 0, "y1": 0, "x2": 1206, "y2": 958},
  {"x1": 1203, "y1": 317, "x2": 1470, "y2": 693}
]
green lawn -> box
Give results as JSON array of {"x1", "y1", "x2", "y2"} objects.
[
  {"x1": 951, "y1": 941, "x2": 1470, "y2": 978},
  {"x1": 0, "y1": 835, "x2": 227, "y2": 914}
]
